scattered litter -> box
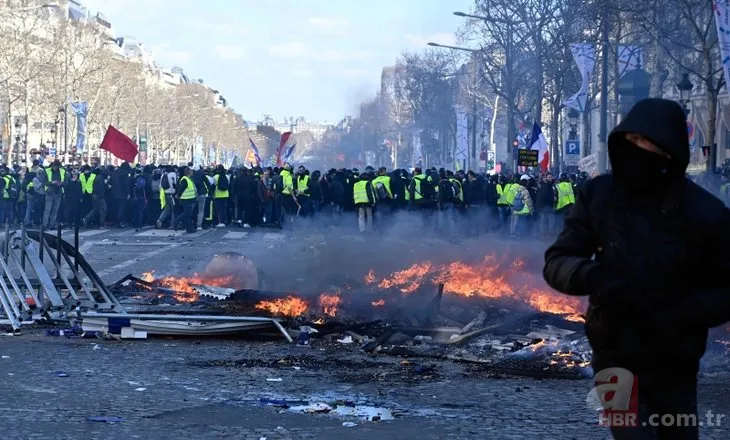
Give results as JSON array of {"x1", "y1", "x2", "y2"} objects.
[
  {"x1": 135, "y1": 388, "x2": 147, "y2": 391},
  {"x1": 293, "y1": 366, "x2": 301, "y2": 371},
  {"x1": 92, "y1": 344, "x2": 101, "y2": 351},
  {"x1": 287, "y1": 401, "x2": 394, "y2": 421},
  {"x1": 266, "y1": 378, "x2": 283, "y2": 382},
  {"x1": 289, "y1": 403, "x2": 332, "y2": 414},
  {"x1": 87, "y1": 416, "x2": 123, "y2": 423},
  {"x1": 337, "y1": 336, "x2": 353, "y2": 344},
  {"x1": 127, "y1": 381, "x2": 141, "y2": 386},
  {"x1": 54, "y1": 371, "x2": 69, "y2": 377},
  {"x1": 342, "y1": 422, "x2": 358, "y2": 427},
  {"x1": 1, "y1": 355, "x2": 9, "y2": 359}
]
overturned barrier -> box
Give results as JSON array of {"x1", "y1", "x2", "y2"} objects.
[{"x1": 0, "y1": 225, "x2": 291, "y2": 342}]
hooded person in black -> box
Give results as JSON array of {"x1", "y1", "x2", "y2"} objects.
[{"x1": 543, "y1": 99, "x2": 730, "y2": 439}]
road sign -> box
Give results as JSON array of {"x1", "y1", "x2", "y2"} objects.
[
  {"x1": 565, "y1": 140, "x2": 580, "y2": 155},
  {"x1": 49, "y1": 147, "x2": 56, "y2": 156}
]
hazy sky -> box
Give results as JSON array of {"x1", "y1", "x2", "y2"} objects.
[{"x1": 82, "y1": 0, "x2": 472, "y2": 122}]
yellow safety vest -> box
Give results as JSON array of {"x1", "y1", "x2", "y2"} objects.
[
  {"x1": 353, "y1": 180, "x2": 372, "y2": 204},
  {"x1": 2, "y1": 175, "x2": 14, "y2": 199},
  {"x1": 513, "y1": 186, "x2": 532, "y2": 216},
  {"x1": 297, "y1": 175, "x2": 310, "y2": 197},
  {"x1": 497, "y1": 184, "x2": 509, "y2": 205},
  {"x1": 160, "y1": 187, "x2": 167, "y2": 209},
  {"x1": 372, "y1": 175, "x2": 393, "y2": 198},
  {"x1": 504, "y1": 183, "x2": 518, "y2": 205},
  {"x1": 213, "y1": 174, "x2": 229, "y2": 199},
  {"x1": 280, "y1": 170, "x2": 293, "y2": 195},
  {"x1": 79, "y1": 173, "x2": 95, "y2": 194},
  {"x1": 179, "y1": 176, "x2": 197, "y2": 200},
  {"x1": 412, "y1": 174, "x2": 428, "y2": 200},
  {"x1": 45, "y1": 168, "x2": 66, "y2": 190},
  {"x1": 448, "y1": 178, "x2": 463, "y2": 202},
  {"x1": 555, "y1": 181, "x2": 575, "y2": 210}
]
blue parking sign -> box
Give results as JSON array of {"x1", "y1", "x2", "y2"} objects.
[{"x1": 565, "y1": 140, "x2": 580, "y2": 155}]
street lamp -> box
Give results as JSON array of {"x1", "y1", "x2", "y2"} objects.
[
  {"x1": 677, "y1": 73, "x2": 693, "y2": 116},
  {"x1": 427, "y1": 41, "x2": 478, "y2": 171},
  {"x1": 567, "y1": 108, "x2": 579, "y2": 140}
]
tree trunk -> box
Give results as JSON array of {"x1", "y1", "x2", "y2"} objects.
[
  {"x1": 707, "y1": 87, "x2": 718, "y2": 172},
  {"x1": 550, "y1": 101, "x2": 560, "y2": 173},
  {"x1": 581, "y1": 107, "x2": 591, "y2": 157}
]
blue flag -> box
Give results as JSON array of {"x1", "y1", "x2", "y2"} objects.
[{"x1": 69, "y1": 101, "x2": 88, "y2": 152}]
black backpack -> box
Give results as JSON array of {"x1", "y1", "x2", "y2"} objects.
[
  {"x1": 438, "y1": 179, "x2": 454, "y2": 203},
  {"x1": 374, "y1": 181, "x2": 388, "y2": 201},
  {"x1": 161, "y1": 174, "x2": 170, "y2": 190},
  {"x1": 416, "y1": 176, "x2": 435, "y2": 200},
  {"x1": 216, "y1": 174, "x2": 229, "y2": 191}
]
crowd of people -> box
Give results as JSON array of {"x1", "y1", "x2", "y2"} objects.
[
  {"x1": 3, "y1": 157, "x2": 726, "y2": 238},
  {"x1": 0, "y1": 158, "x2": 595, "y2": 238}
]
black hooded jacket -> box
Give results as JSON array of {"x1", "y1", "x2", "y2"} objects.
[{"x1": 543, "y1": 99, "x2": 730, "y2": 381}]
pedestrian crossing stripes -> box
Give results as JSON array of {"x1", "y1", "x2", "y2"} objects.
[
  {"x1": 263, "y1": 233, "x2": 285, "y2": 240},
  {"x1": 135, "y1": 230, "x2": 186, "y2": 237},
  {"x1": 222, "y1": 231, "x2": 248, "y2": 240}
]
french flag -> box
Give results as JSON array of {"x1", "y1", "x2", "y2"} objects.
[
  {"x1": 529, "y1": 122, "x2": 549, "y2": 171},
  {"x1": 248, "y1": 137, "x2": 262, "y2": 165},
  {"x1": 283, "y1": 143, "x2": 297, "y2": 162}
]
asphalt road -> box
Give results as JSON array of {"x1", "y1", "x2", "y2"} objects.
[{"x1": 1, "y1": 225, "x2": 729, "y2": 439}]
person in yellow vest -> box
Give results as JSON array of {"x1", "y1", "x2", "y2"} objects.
[
  {"x1": 213, "y1": 165, "x2": 230, "y2": 227},
  {"x1": 496, "y1": 175, "x2": 511, "y2": 229},
  {"x1": 41, "y1": 160, "x2": 68, "y2": 229},
  {"x1": 294, "y1": 166, "x2": 312, "y2": 217},
  {"x1": 352, "y1": 170, "x2": 376, "y2": 232},
  {"x1": 554, "y1": 172, "x2": 576, "y2": 222},
  {"x1": 79, "y1": 165, "x2": 94, "y2": 219},
  {"x1": 509, "y1": 175, "x2": 534, "y2": 238},
  {"x1": 409, "y1": 167, "x2": 437, "y2": 213},
  {"x1": 0, "y1": 167, "x2": 16, "y2": 224},
  {"x1": 82, "y1": 168, "x2": 107, "y2": 228},
  {"x1": 279, "y1": 163, "x2": 297, "y2": 223},
  {"x1": 174, "y1": 167, "x2": 198, "y2": 233},
  {"x1": 371, "y1": 167, "x2": 393, "y2": 216}
]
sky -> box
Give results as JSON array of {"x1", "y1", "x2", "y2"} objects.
[{"x1": 81, "y1": 0, "x2": 473, "y2": 123}]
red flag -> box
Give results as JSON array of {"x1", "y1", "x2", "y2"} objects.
[
  {"x1": 276, "y1": 131, "x2": 292, "y2": 166},
  {"x1": 99, "y1": 125, "x2": 138, "y2": 163}
]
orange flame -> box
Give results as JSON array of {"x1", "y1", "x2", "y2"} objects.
[
  {"x1": 371, "y1": 299, "x2": 386, "y2": 307},
  {"x1": 141, "y1": 270, "x2": 234, "y2": 303},
  {"x1": 366, "y1": 256, "x2": 583, "y2": 317},
  {"x1": 376, "y1": 262, "x2": 433, "y2": 294},
  {"x1": 319, "y1": 294, "x2": 342, "y2": 317},
  {"x1": 364, "y1": 270, "x2": 376, "y2": 284},
  {"x1": 255, "y1": 296, "x2": 309, "y2": 317}
]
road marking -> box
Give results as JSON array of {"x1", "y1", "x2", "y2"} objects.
[
  {"x1": 61, "y1": 229, "x2": 108, "y2": 237},
  {"x1": 135, "y1": 230, "x2": 185, "y2": 237},
  {"x1": 263, "y1": 233, "x2": 285, "y2": 240},
  {"x1": 222, "y1": 231, "x2": 248, "y2": 239},
  {"x1": 95, "y1": 244, "x2": 180, "y2": 278}
]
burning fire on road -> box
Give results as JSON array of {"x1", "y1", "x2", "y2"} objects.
[
  {"x1": 364, "y1": 255, "x2": 583, "y2": 321},
  {"x1": 134, "y1": 254, "x2": 583, "y2": 322}
]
